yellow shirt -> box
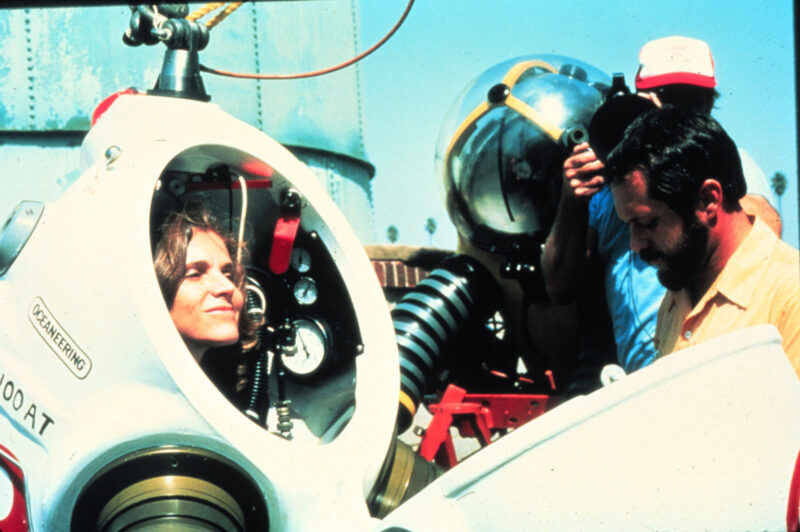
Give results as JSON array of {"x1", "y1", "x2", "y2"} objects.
[{"x1": 654, "y1": 217, "x2": 800, "y2": 376}]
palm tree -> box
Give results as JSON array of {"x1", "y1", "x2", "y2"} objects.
[
  {"x1": 771, "y1": 171, "x2": 787, "y2": 215},
  {"x1": 425, "y1": 217, "x2": 437, "y2": 245},
  {"x1": 386, "y1": 224, "x2": 399, "y2": 243}
]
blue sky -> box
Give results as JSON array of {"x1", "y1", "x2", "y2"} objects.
[{"x1": 359, "y1": 0, "x2": 798, "y2": 249}]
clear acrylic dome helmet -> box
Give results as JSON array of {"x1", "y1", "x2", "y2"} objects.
[{"x1": 436, "y1": 54, "x2": 611, "y2": 256}]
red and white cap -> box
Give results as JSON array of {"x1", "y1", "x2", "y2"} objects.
[{"x1": 635, "y1": 36, "x2": 716, "y2": 90}]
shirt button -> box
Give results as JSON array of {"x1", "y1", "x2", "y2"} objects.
[{"x1": 684, "y1": 330, "x2": 692, "y2": 339}]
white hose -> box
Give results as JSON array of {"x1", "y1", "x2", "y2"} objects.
[{"x1": 236, "y1": 174, "x2": 247, "y2": 264}]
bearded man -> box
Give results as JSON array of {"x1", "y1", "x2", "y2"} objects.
[{"x1": 605, "y1": 105, "x2": 800, "y2": 375}]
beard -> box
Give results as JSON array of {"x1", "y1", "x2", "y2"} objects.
[{"x1": 639, "y1": 215, "x2": 709, "y2": 291}]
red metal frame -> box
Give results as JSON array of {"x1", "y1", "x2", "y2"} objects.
[
  {"x1": 455, "y1": 392, "x2": 559, "y2": 438},
  {"x1": 418, "y1": 384, "x2": 561, "y2": 469}
]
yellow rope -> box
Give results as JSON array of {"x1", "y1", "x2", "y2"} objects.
[
  {"x1": 185, "y1": 2, "x2": 225, "y2": 22},
  {"x1": 205, "y1": 2, "x2": 245, "y2": 29}
]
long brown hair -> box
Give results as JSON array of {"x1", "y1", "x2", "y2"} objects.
[{"x1": 153, "y1": 203, "x2": 257, "y2": 349}]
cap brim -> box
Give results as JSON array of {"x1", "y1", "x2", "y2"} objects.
[
  {"x1": 588, "y1": 95, "x2": 657, "y2": 161},
  {"x1": 635, "y1": 72, "x2": 717, "y2": 90}
]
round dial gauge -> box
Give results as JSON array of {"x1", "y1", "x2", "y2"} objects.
[
  {"x1": 290, "y1": 248, "x2": 312, "y2": 273},
  {"x1": 282, "y1": 318, "x2": 329, "y2": 376},
  {"x1": 293, "y1": 276, "x2": 318, "y2": 306}
]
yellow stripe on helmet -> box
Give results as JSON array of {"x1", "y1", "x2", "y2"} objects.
[
  {"x1": 502, "y1": 59, "x2": 557, "y2": 87},
  {"x1": 444, "y1": 59, "x2": 562, "y2": 168}
]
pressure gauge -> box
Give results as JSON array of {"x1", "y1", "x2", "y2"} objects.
[
  {"x1": 290, "y1": 248, "x2": 312, "y2": 273},
  {"x1": 282, "y1": 318, "x2": 330, "y2": 377},
  {"x1": 293, "y1": 276, "x2": 318, "y2": 306}
]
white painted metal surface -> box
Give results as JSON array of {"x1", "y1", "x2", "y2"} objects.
[
  {"x1": 0, "y1": 93, "x2": 398, "y2": 531},
  {"x1": 0, "y1": 92, "x2": 796, "y2": 532},
  {"x1": 378, "y1": 324, "x2": 800, "y2": 532}
]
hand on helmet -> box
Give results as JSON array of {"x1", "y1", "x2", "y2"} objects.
[{"x1": 562, "y1": 142, "x2": 605, "y2": 199}]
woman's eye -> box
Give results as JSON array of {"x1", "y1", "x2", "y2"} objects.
[
  {"x1": 184, "y1": 270, "x2": 201, "y2": 279},
  {"x1": 222, "y1": 267, "x2": 239, "y2": 283}
]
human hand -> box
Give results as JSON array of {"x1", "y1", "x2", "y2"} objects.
[
  {"x1": 636, "y1": 91, "x2": 663, "y2": 107},
  {"x1": 562, "y1": 142, "x2": 605, "y2": 200}
]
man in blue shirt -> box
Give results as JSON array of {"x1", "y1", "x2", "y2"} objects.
[{"x1": 541, "y1": 36, "x2": 780, "y2": 374}]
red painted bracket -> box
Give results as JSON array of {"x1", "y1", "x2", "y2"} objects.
[
  {"x1": 418, "y1": 385, "x2": 471, "y2": 468},
  {"x1": 787, "y1": 447, "x2": 800, "y2": 532},
  {"x1": 418, "y1": 384, "x2": 561, "y2": 469},
  {"x1": 268, "y1": 213, "x2": 301, "y2": 275},
  {"x1": 91, "y1": 88, "x2": 139, "y2": 126},
  {"x1": 0, "y1": 444, "x2": 29, "y2": 532},
  {"x1": 187, "y1": 179, "x2": 273, "y2": 191},
  {"x1": 455, "y1": 393, "x2": 560, "y2": 438}
]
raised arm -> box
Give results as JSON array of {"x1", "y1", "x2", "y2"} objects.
[{"x1": 541, "y1": 143, "x2": 604, "y2": 303}]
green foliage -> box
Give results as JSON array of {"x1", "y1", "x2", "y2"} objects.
[
  {"x1": 771, "y1": 171, "x2": 788, "y2": 214},
  {"x1": 771, "y1": 171, "x2": 787, "y2": 197},
  {"x1": 386, "y1": 224, "x2": 399, "y2": 243},
  {"x1": 425, "y1": 217, "x2": 436, "y2": 234},
  {"x1": 424, "y1": 217, "x2": 437, "y2": 244}
]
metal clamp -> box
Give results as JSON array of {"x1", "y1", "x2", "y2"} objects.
[{"x1": 0, "y1": 201, "x2": 44, "y2": 276}]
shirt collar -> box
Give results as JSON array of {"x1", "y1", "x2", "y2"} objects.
[
  {"x1": 706, "y1": 216, "x2": 775, "y2": 309},
  {"x1": 664, "y1": 216, "x2": 775, "y2": 316}
]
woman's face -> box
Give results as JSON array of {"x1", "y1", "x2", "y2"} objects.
[{"x1": 170, "y1": 229, "x2": 244, "y2": 359}]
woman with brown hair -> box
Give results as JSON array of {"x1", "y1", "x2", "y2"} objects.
[{"x1": 153, "y1": 203, "x2": 257, "y2": 406}]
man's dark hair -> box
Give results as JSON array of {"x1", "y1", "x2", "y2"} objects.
[
  {"x1": 605, "y1": 105, "x2": 746, "y2": 219},
  {"x1": 653, "y1": 84, "x2": 719, "y2": 114}
]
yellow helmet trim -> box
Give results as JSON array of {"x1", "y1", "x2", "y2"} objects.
[
  {"x1": 501, "y1": 59, "x2": 557, "y2": 86},
  {"x1": 504, "y1": 93, "x2": 563, "y2": 141},
  {"x1": 444, "y1": 60, "x2": 564, "y2": 166}
]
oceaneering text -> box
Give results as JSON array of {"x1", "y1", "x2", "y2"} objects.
[{"x1": 29, "y1": 297, "x2": 92, "y2": 379}]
